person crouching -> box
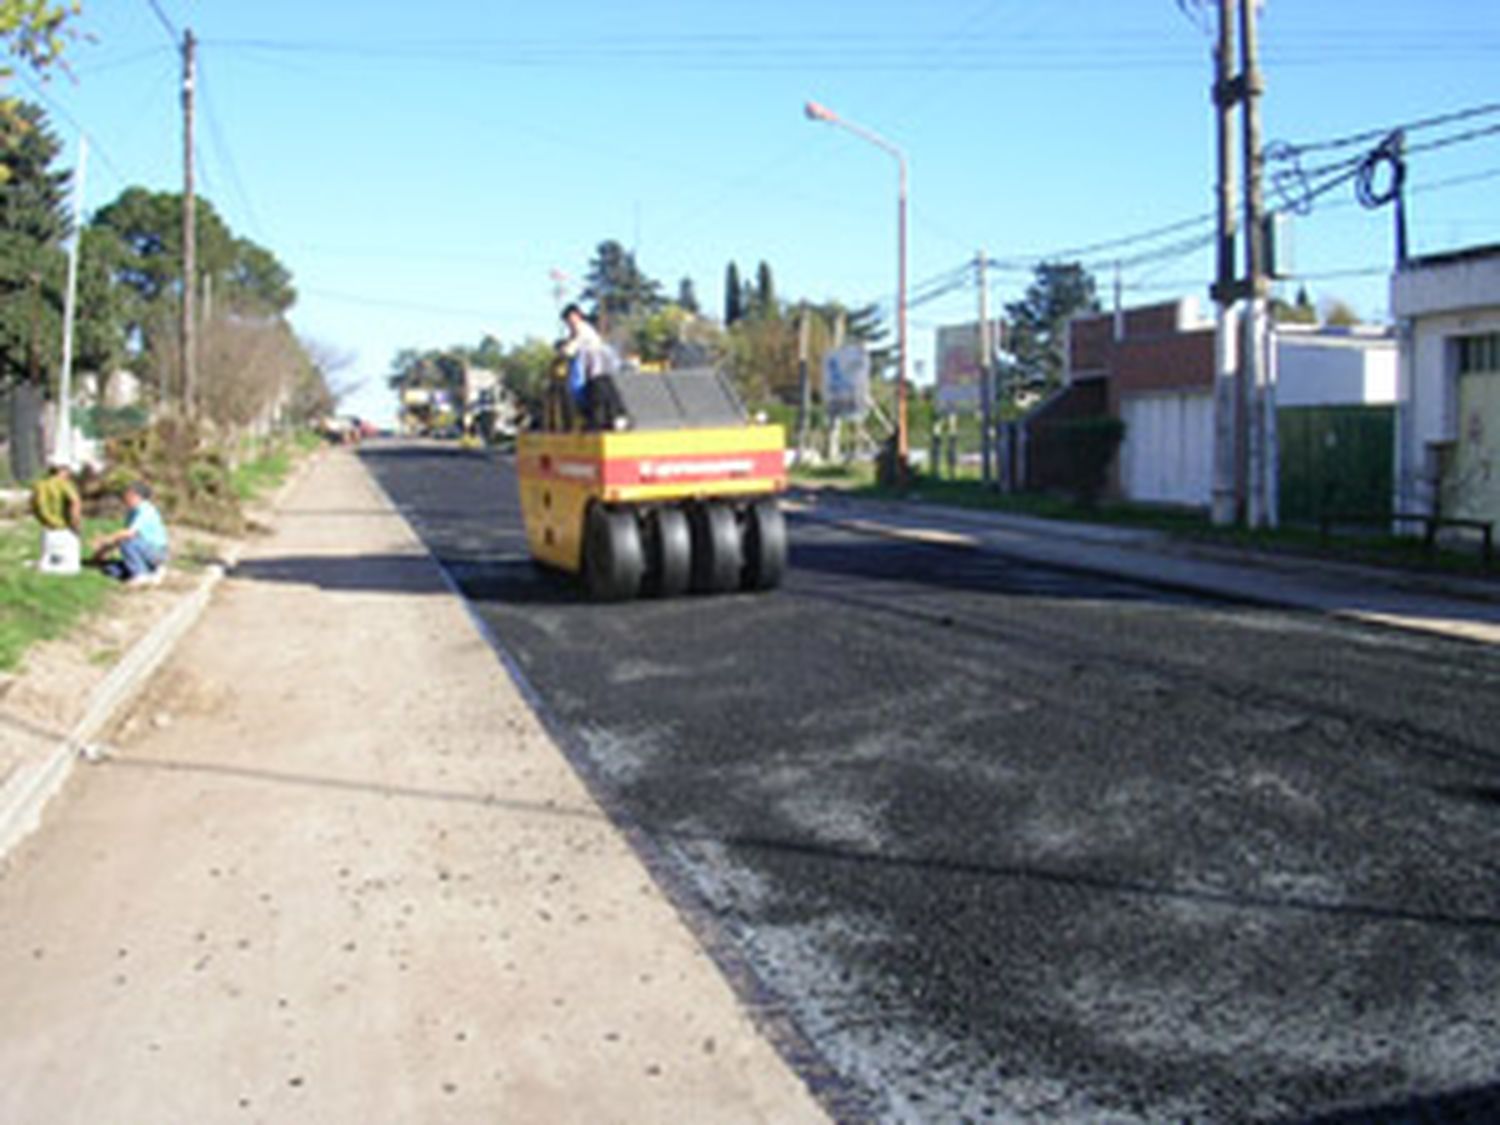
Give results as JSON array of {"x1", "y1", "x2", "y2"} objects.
[{"x1": 92, "y1": 480, "x2": 169, "y2": 586}]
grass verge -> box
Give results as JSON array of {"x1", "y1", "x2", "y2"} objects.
[{"x1": 0, "y1": 522, "x2": 116, "y2": 673}]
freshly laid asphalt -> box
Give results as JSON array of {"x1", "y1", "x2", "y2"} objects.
[{"x1": 364, "y1": 441, "x2": 1500, "y2": 1123}]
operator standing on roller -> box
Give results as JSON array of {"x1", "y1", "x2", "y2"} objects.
[{"x1": 557, "y1": 303, "x2": 620, "y2": 427}]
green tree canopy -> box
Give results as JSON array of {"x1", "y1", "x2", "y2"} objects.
[
  {"x1": 580, "y1": 239, "x2": 662, "y2": 326},
  {"x1": 1003, "y1": 260, "x2": 1100, "y2": 390},
  {"x1": 1, "y1": 1, "x2": 78, "y2": 173},
  {"x1": 0, "y1": 99, "x2": 66, "y2": 386},
  {"x1": 724, "y1": 261, "x2": 743, "y2": 326}
]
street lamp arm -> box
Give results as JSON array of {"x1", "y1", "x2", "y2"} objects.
[
  {"x1": 803, "y1": 101, "x2": 906, "y2": 177},
  {"x1": 802, "y1": 99, "x2": 910, "y2": 467}
]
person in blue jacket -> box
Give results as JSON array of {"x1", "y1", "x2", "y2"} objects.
[{"x1": 91, "y1": 480, "x2": 170, "y2": 585}]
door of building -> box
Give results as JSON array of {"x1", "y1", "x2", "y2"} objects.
[{"x1": 1452, "y1": 334, "x2": 1500, "y2": 523}]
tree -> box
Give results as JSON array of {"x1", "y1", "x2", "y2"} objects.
[
  {"x1": 90, "y1": 188, "x2": 298, "y2": 400},
  {"x1": 750, "y1": 260, "x2": 777, "y2": 320},
  {"x1": 0, "y1": 99, "x2": 67, "y2": 388},
  {"x1": 580, "y1": 238, "x2": 662, "y2": 326},
  {"x1": 1272, "y1": 284, "x2": 1318, "y2": 325},
  {"x1": 1, "y1": 2, "x2": 78, "y2": 175},
  {"x1": 1003, "y1": 261, "x2": 1100, "y2": 390},
  {"x1": 724, "y1": 262, "x2": 743, "y2": 326},
  {"x1": 498, "y1": 342, "x2": 558, "y2": 420},
  {"x1": 676, "y1": 276, "x2": 699, "y2": 315},
  {"x1": 1323, "y1": 297, "x2": 1361, "y2": 327}
]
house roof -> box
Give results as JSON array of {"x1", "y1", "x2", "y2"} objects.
[{"x1": 1403, "y1": 242, "x2": 1500, "y2": 271}]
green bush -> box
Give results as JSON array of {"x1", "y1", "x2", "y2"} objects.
[{"x1": 1047, "y1": 415, "x2": 1126, "y2": 505}]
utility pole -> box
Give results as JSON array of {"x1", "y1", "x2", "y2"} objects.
[
  {"x1": 1209, "y1": 0, "x2": 1241, "y2": 527},
  {"x1": 1239, "y1": 0, "x2": 1270, "y2": 527},
  {"x1": 795, "y1": 302, "x2": 812, "y2": 460},
  {"x1": 55, "y1": 136, "x2": 87, "y2": 465},
  {"x1": 181, "y1": 28, "x2": 197, "y2": 414},
  {"x1": 977, "y1": 250, "x2": 993, "y2": 487}
]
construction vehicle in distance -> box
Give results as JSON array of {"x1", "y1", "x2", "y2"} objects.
[{"x1": 515, "y1": 368, "x2": 788, "y2": 601}]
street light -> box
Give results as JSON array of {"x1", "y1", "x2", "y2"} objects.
[{"x1": 804, "y1": 100, "x2": 909, "y2": 468}]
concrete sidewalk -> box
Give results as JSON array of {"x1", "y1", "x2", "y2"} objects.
[
  {"x1": 789, "y1": 490, "x2": 1500, "y2": 646},
  {"x1": 0, "y1": 448, "x2": 825, "y2": 1123}
]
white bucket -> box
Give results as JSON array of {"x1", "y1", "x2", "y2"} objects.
[{"x1": 38, "y1": 529, "x2": 81, "y2": 575}]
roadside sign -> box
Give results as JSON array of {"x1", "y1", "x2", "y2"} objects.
[{"x1": 823, "y1": 345, "x2": 871, "y2": 419}]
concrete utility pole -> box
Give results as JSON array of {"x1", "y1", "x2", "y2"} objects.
[
  {"x1": 795, "y1": 302, "x2": 812, "y2": 460},
  {"x1": 181, "y1": 28, "x2": 197, "y2": 413},
  {"x1": 1239, "y1": 0, "x2": 1271, "y2": 528},
  {"x1": 978, "y1": 250, "x2": 993, "y2": 487},
  {"x1": 1209, "y1": 0, "x2": 1241, "y2": 527},
  {"x1": 55, "y1": 136, "x2": 87, "y2": 465}
]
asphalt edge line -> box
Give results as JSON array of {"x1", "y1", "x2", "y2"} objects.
[
  {"x1": 357, "y1": 448, "x2": 874, "y2": 1125},
  {"x1": 0, "y1": 449, "x2": 323, "y2": 866}
]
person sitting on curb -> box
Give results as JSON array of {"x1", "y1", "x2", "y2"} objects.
[
  {"x1": 30, "y1": 456, "x2": 83, "y2": 575},
  {"x1": 91, "y1": 480, "x2": 169, "y2": 586}
]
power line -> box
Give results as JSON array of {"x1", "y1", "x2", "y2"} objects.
[
  {"x1": 10, "y1": 68, "x2": 132, "y2": 186},
  {"x1": 143, "y1": 0, "x2": 179, "y2": 45},
  {"x1": 196, "y1": 54, "x2": 267, "y2": 242},
  {"x1": 1271, "y1": 100, "x2": 1500, "y2": 158}
]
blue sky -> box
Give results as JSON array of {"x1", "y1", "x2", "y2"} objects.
[{"x1": 16, "y1": 1, "x2": 1500, "y2": 424}]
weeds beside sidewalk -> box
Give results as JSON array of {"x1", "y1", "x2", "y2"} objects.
[{"x1": 0, "y1": 432, "x2": 319, "y2": 676}]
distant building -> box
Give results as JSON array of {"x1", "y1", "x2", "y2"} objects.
[{"x1": 1392, "y1": 243, "x2": 1500, "y2": 526}]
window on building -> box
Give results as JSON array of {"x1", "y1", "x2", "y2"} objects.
[{"x1": 1456, "y1": 332, "x2": 1500, "y2": 375}]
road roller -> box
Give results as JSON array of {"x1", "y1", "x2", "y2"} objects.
[{"x1": 516, "y1": 367, "x2": 788, "y2": 600}]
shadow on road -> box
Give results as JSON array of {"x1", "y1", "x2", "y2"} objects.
[
  {"x1": 230, "y1": 552, "x2": 450, "y2": 595},
  {"x1": 105, "y1": 755, "x2": 607, "y2": 825},
  {"x1": 1292, "y1": 1081, "x2": 1500, "y2": 1123}
]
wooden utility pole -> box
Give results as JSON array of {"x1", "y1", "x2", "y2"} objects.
[{"x1": 181, "y1": 28, "x2": 197, "y2": 413}]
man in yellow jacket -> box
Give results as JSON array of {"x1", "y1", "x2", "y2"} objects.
[{"x1": 30, "y1": 457, "x2": 83, "y2": 575}]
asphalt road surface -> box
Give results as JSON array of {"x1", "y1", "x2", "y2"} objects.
[{"x1": 364, "y1": 440, "x2": 1500, "y2": 1123}]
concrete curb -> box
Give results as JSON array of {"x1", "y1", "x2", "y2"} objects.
[
  {"x1": 0, "y1": 563, "x2": 227, "y2": 861},
  {"x1": 0, "y1": 449, "x2": 320, "y2": 865}
]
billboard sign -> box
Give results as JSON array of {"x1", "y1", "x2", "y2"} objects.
[
  {"x1": 935, "y1": 322, "x2": 982, "y2": 414},
  {"x1": 823, "y1": 345, "x2": 871, "y2": 419}
]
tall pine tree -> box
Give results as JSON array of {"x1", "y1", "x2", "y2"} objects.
[
  {"x1": 0, "y1": 101, "x2": 70, "y2": 387},
  {"x1": 724, "y1": 261, "x2": 743, "y2": 326}
]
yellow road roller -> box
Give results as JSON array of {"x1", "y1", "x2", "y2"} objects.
[{"x1": 516, "y1": 368, "x2": 788, "y2": 600}]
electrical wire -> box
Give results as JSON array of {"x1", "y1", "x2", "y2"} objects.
[
  {"x1": 143, "y1": 0, "x2": 179, "y2": 45},
  {"x1": 196, "y1": 55, "x2": 267, "y2": 243},
  {"x1": 1271, "y1": 101, "x2": 1500, "y2": 158}
]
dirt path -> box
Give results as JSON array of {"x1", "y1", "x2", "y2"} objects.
[{"x1": 0, "y1": 447, "x2": 825, "y2": 1124}]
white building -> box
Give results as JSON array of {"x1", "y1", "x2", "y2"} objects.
[
  {"x1": 1275, "y1": 324, "x2": 1397, "y2": 408},
  {"x1": 1392, "y1": 244, "x2": 1500, "y2": 525}
]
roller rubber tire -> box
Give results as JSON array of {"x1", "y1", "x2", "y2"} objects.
[
  {"x1": 741, "y1": 499, "x2": 787, "y2": 591},
  {"x1": 646, "y1": 506, "x2": 692, "y2": 598},
  {"x1": 583, "y1": 505, "x2": 644, "y2": 601},
  {"x1": 689, "y1": 502, "x2": 742, "y2": 594}
]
